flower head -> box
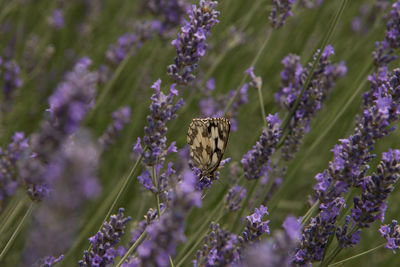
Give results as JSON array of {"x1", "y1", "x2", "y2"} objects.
[
  {"x1": 269, "y1": 0, "x2": 296, "y2": 29},
  {"x1": 379, "y1": 220, "x2": 400, "y2": 253},
  {"x1": 99, "y1": 106, "x2": 131, "y2": 150},
  {"x1": 167, "y1": 0, "x2": 220, "y2": 84},
  {"x1": 241, "y1": 114, "x2": 282, "y2": 180},
  {"x1": 79, "y1": 208, "x2": 131, "y2": 266}
]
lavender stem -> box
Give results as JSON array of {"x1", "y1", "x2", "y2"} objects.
[
  {"x1": 256, "y1": 80, "x2": 268, "y2": 128},
  {"x1": 86, "y1": 52, "x2": 132, "y2": 121},
  {"x1": 223, "y1": 29, "x2": 272, "y2": 116},
  {"x1": 0, "y1": 197, "x2": 26, "y2": 239},
  {"x1": 151, "y1": 165, "x2": 162, "y2": 218},
  {"x1": 0, "y1": 202, "x2": 33, "y2": 261},
  {"x1": 328, "y1": 244, "x2": 384, "y2": 266},
  {"x1": 64, "y1": 154, "x2": 143, "y2": 261},
  {"x1": 175, "y1": 205, "x2": 225, "y2": 266}
]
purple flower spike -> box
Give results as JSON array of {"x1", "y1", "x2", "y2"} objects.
[
  {"x1": 275, "y1": 46, "x2": 346, "y2": 160},
  {"x1": 373, "y1": 1, "x2": 400, "y2": 67},
  {"x1": 240, "y1": 216, "x2": 301, "y2": 267},
  {"x1": 379, "y1": 220, "x2": 400, "y2": 253},
  {"x1": 136, "y1": 79, "x2": 183, "y2": 169},
  {"x1": 199, "y1": 82, "x2": 248, "y2": 132},
  {"x1": 194, "y1": 222, "x2": 241, "y2": 266},
  {"x1": 128, "y1": 171, "x2": 201, "y2": 266},
  {"x1": 224, "y1": 184, "x2": 247, "y2": 212},
  {"x1": 242, "y1": 205, "x2": 270, "y2": 242},
  {"x1": 23, "y1": 132, "x2": 100, "y2": 265},
  {"x1": 245, "y1": 66, "x2": 262, "y2": 89},
  {"x1": 1, "y1": 59, "x2": 23, "y2": 100},
  {"x1": 106, "y1": 22, "x2": 161, "y2": 66},
  {"x1": 350, "y1": 149, "x2": 400, "y2": 229},
  {"x1": 144, "y1": 0, "x2": 188, "y2": 31},
  {"x1": 47, "y1": 9, "x2": 65, "y2": 29},
  {"x1": 167, "y1": 0, "x2": 220, "y2": 84},
  {"x1": 35, "y1": 254, "x2": 64, "y2": 267},
  {"x1": 269, "y1": 0, "x2": 296, "y2": 29},
  {"x1": 0, "y1": 132, "x2": 28, "y2": 203},
  {"x1": 19, "y1": 58, "x2": 98, "y2": 201},
  {"x1": 241, "y1": 114, "x2": 282, "y2": 180},
  {"x1": 79, "y1": 208, "x2": 131, "y2": 267},
  {"x1": 99, "y1": 106, "x2": 131, "y2": 150}
]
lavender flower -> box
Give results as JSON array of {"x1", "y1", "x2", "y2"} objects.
[
  {"x1": 192, "y1": 158, "x2": 230, "y2": 191},
  {"x1": 22, "y1": 35, "x2": 55, "y2": 74},
  {"x1": 79, "y1": 208, "x2": 131, "y2": 267},
  {"x1": 34, "y1": 254, "x2": 64, "y2": 267},
  {"x1": 275, "y1": 46, "x2": 347, "y2": 160},
  {"x1": 23, "y1": 132, "x2": 100, "y2": 265},
  {"x1": 241, "y1": 114, "x2": 282, "y2": 180},
  {"x1": 350, "y1": 149, "x2": 400, "y2": 229},
  {"x1": 195, "y1": 205, "x2": 270, "y2": 266},
  {"x1": 314, "y1": 68, "x2": 400, "y2": 205},
  {"x1": 240, "y1": 216, "x2": 301, "y2": 267},
  {"x1": 194, "y1": 222, "x2": 241, "y2": 267},
  {"x1": 126, "y1": 170, "x2": 201, "y2": 266},
  {"x1": 372, "y1": 1, "x2": 400, "y2": 67},
  {"x1": 351, "y1": 2, "x2": 390, "y2": 34},
  {"x1": 144, "y1": 0, "x2": 188, "y2": 31},
  {"x1": 134, "y1": 79, "x2": 183, "y2": 169},
  {"x1": 297, "y1": 49, "x2": 400, "y2": 266},
  {"x1": 224, "y1": 184, "x2": 247, "y2": 212},
  {"x1": 133, "y1": 79, "x2": 183, "y2": 194},
  {"x1": 47, "y1": 9, "x2": 65, "y2": 29},
  {"x1": 167, "y1": 0, "x2": 220, "y2": 84},
  {"x1": 18, "y1": 57, "x2": 98, "y2": 201},
  {"x1": 130, "y1": 206, "x2": 162, "y2": 246},
  {"x1": 335, "y1": 216, "x2": 361, "y2": 248},
  {"x1": 199, "y1": 84, "x2": 248, "y2": 131},
  {"x1": 379, "y1": 220, "x2": 400, "y2": 253},
  {"x1": 245, "y1": 66, "x2": 262, "y2": 89},
  {"x1": 298, "y1": 0, "x2": 324, "y2": 8},
  {"x1": 0, "y1": 58, "x2": 23, "y2": 101},
  {"x1": 0, "y1": 132, "x2": 28, "y2": 205},
  {"x1": 295, "y1": 197, "x2": 345, "y2": 264},
  {"x1": 241, "y1": 205, "x2": 270, "y2": 242},
  {"x1": 99, "y1": 106, "x2": 131, "y2": 150},
  {"x1": 269, "y1": 0, "x2": 296, "y2": 29},
  {"x1": 106, "y1": 21, "x2": 161, "y2": 66}
]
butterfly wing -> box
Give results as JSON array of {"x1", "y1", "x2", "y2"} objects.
[{"x1": 187, "y1": 118, "x2": 230, "y2": 175}]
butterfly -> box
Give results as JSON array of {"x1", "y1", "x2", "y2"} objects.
[{"x1": 187, "y1": 117, "x2": 231, "y2": 176}]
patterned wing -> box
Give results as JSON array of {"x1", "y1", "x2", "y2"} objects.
[{"x1": 187, "y1": 117, "x2": 231, "y2": 175}]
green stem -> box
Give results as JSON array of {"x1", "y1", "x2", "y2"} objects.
[
  {"x1": 328, "y1": 244, "x2": 384, "y2": 267},
  {"x1": 223, "y1": 29, "x2": 272, "y2": 116},
  {"x1": 303, "y1": 63, "x2": 371, "y2": 156},
  {"x1": 115, "y1": 231, "x2": 147, "y2": 267},
  {"x1": 257, "y1": 82, "x2": 267, "y2": 128},
  {"x1": 232, "y1": 179, "x2": 258, "y2": 232},
  {"x1": 0, "y1": 196, "x2": 23, "y2": 238},
  {"x1": 176, "y1": 209, "x2": 224, "y2": 267},
  {"x1": 86, "y1": 53, "x2": 133, "y2": 122},
  {"x1": 300, "y1": 199, "x2": 320, "y2": 226},
  {"x1": 151, "y1": 166, "x2": 162, "y2": 218},
  {"x1": 169, "y1": 256, "x2": 175, "y2": 267},
  {"x1": 0, "y1": 202, "x2": 33, "y2": 262},
  {"x1": 65, "y1": 155, "x2": 142, "y2": 261},
  {"x1": 323, "y1": 225, "x2": 360, "y2": 266},
  {"x1": 90, "y1": 155, "x2": 142, "y2": 250}
]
